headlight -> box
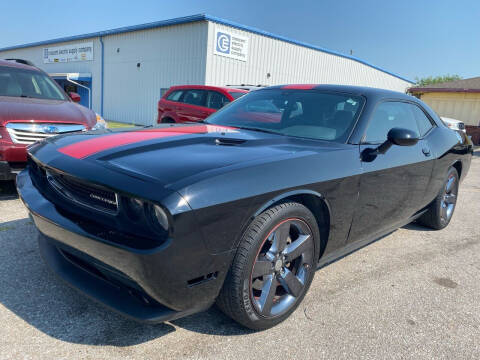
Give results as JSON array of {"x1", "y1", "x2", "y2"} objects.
[
  {"x1": 124, "y1": 197, "x2": 144, "y2": 220},
  {"x1": 130, "y1": 198, "x2": 144, "y2": 214},
  {"x1": 124, "y1": 196, "x2": 170, "y2": 232},
  {"x1": 92, "y1": 113, "x2": 108, "y2": 130},
  {"x1": 151, "y1": 204, "x2": 169, "y2": 231}
]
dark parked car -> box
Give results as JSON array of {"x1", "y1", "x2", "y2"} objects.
[
  {"x1": 157, "y1": 85, "x2": 247, "y2": 124},
  {"x1": 17, "y1": 84, "x2": 472, "y2": 330},
  {"x1": 0, "y1": 59, "x2": 106, "y2": 180}
]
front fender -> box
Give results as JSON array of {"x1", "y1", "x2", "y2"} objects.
[{"x1": 252, "y1": 189, "x2": 330, "y2": 217}]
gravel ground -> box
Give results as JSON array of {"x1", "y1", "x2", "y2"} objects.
[{"x1": 0, "y1": 151, "x2": 479, "y2": 360}]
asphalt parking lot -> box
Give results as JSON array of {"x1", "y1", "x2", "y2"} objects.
[{"x1": 0, "y1": 150, "x2": 479, "y2": 360}]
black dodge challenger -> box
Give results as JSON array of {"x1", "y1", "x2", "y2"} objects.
[{"x1": 17, "y1": 85, "x2": 473, "y2": 330}]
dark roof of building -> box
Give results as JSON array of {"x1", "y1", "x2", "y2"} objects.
[
  {"x1": 0, "y1": 14, "x2": 413, "y2": 84},
  {"x1": 408, "y1": 77, "x2": 480, "y2": 93}
]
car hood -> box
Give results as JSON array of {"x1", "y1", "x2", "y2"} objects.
[
  {"x1": 28, "y1": 124, "x2": 344, "y2": 200},
  {"x1": 0, "y1": 96, "x2": 96, "y2": 127}
]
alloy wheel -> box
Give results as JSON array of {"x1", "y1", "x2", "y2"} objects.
[
  {"x1": 441, "y1": 173, "x2": 458, "y2": 223},
  {"x1": 250, "y1": 218, "x2": 314, "y2": 318}
]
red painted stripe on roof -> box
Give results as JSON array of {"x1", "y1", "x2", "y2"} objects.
[
  {"x1": 281, "y1": 84, "x2": 317, "y2": 90},
  {"x1": 58, "y1": 125, "x2": 208, "y2": 159}
]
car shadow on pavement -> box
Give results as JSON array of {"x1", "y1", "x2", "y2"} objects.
[
  {"x1": 402, "y1": 223, "x2": 436, "y2": 232},
  {"x1": 0, "y1": 218, "x2": 250, "y2": 347},
  {"x1": 0, "y1": 180, "x2": 18, "y2": 200}
]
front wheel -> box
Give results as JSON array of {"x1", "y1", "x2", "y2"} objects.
[
  {"x1": 216, "y1": 202, "x2": 321, "y2": 330},
  {"x1": 417, "y1": 167, "x2": 459, "y2": 230}
]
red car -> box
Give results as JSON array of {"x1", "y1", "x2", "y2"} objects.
[
  {"x1": 0, "y1": 59, "x2": 105, "y2": 180},
  {"x1": 157, "y1": 85, "x2": 247, "y2": 124}
]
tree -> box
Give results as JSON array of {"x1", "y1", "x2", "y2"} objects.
[{"x1": 414, "y1": 74, "x2": 462, "y2": 86}]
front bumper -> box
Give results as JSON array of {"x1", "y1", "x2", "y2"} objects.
[
  {"x1": 17, "y1": 169, "x2": 235, "y2": 323},
  {"x1": 0, "y1": 141, "x2": 28, "y2": 162}
]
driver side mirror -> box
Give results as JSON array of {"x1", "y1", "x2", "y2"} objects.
[
  {"x1": 379, "y1": 127, "x2": 419, "y2": 153},
  {"x1": 362, "y1": 127, "x2": 419, "y2": 161},
  {"x1": 69, "y1": 92, "x2": 81, "y2": 103},
  {"x1": 387, "y1": 127, "x2": 419, "y2": 147}
]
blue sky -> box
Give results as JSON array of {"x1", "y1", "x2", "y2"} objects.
[{"x1": 1, "y1": 0, "x2": 478, "y2": 81}]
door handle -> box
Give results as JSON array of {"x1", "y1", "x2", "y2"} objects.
[{"x1": 422, "y1": 147, "x2": 431, "y2": 157}]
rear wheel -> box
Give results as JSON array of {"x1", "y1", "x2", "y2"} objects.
[
  {"x1": 417, "y1": 167, "x2": 459, "y2": 230},
  {"x1": 217, "y1": 202, "x2": 321, "y2": 330}
]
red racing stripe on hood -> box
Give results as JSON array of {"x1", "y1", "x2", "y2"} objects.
[{"x1": 58, "y1": 125, "x2": 212, "y2": 159}]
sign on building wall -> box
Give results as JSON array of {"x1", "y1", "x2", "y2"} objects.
[
  {"x1": 214, "y1": 28, "x2": 248, "y2": 62},
  {"x1": 43, "y1": 42, "x2": 94, "y2": 63}
]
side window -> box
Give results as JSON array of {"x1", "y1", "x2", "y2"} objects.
[
  {"x1": 183, "y1": 89, "x2": 207, "y2": 107},
  {"x1": 166, "y1": 90, "x2": 183, "y2": 102},
  {"x1": 207, "y1": 91, "x2": 230, "y2": 109},
  {"x1": 364, "y1": 101, "x2": 420, "y2": 144},
  {"x1": 410, "y1": 104, "x2": 434, "y2": 136}
]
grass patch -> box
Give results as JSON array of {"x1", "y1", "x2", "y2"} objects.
[
  {"x1": 107, "y1": 121, "x2": 136, "y2": 129},
  {"x1": 0, "y1": 226, "x2": 14, "y2": 232}
]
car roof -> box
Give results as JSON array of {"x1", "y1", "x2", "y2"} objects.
[
  {"x1": 169, "y1": 85, "x2": 248, "y2": 93},
  {"x1": 0, "y1": 59, "x2": 40, "y2": 71},
  {"x1": 264, "y1": 84, "x2": 414, "y2": 100}
]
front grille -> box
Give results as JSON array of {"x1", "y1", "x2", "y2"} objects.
[
  {"x1": 28, "y1": 157, "x2": 167, "y2": 249},
  {"x1": 46, "y1": 169, "x2": 119, "y2": 214},
  {"x1": 6, "y1": 122, "x2": 86, "y2": 144}
]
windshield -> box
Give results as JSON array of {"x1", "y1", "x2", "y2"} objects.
[
  {"x1": 0, "y1": 66, "x2": 67, "y2": 101},
  {"x1": 205, "y1": 89, "x2": 365, "y2": 142}
]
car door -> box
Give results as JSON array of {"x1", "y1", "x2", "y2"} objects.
[
  {"x1": 177, "y1": 89, "x2": 209, "y2": 123},
  {"x1": 348, "y1": 100, "x2": 435, "y2": 242},
  {"x1": 159, "y1": 89, "x2": 184, "y2": 122}
]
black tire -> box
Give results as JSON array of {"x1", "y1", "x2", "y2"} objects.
[
  {"x1": 216, "y1": 202, "x2": 321, "y2": 330},
  {"x1": 161, "y1": 117, "x2": 175, "y2": 124},
  {"x1": 417, "y1": 167, "x2": 459, "y2": 230}
]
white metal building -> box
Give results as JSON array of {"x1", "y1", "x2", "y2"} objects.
[{"x1": 0, "y1": 14, "x2": 413, "y2": 125}]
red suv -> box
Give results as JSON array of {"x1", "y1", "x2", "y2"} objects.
[
  {"x1": 0, "y1": 60, "x2": 105, "y2": 180},
  {"x1": 157, "y1": 85, "x2": 247, "y2": 124}
]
